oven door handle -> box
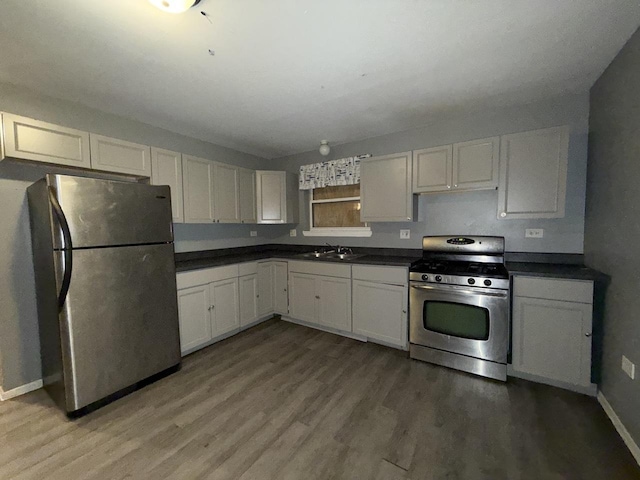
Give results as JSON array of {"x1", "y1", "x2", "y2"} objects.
[{"x1": 411, "y1": 284, "x2": 508, "y2": 298}]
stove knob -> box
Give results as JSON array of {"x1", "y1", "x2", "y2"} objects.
[
  {"x1": 484, "y1": 279, "x2": 492, "y2": 286},
  {"x1": 468, "y1": 278, "x2": 475, "y2": 285},
  {"x1": 421, "y1": 274, "x2": 429, "y2": 281},
  {"x1": 435, "y1": 275, "x2": 442, "y2": 282}
]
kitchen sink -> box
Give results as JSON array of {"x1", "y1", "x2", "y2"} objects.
[
  {"x1": 295, "y1": 251, "x2": 327, "y2": 259},
  {"x1": 322, "y1": 252, "x2": 365, "y2": 261}
]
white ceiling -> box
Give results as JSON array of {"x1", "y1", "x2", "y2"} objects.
[{"x1": 0, "y1": 1, "x2": 638, "y2": 159}]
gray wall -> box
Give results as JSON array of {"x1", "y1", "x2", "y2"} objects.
[
  {"x1": 585, "y1": 28, "x2": 640, "y2": 445},
  {"x1": 273, "y1": 93, "x2": 590, "y2": 253},
  {"x1": 0, "y1": 82, "x2": 278, "y2": 391}
]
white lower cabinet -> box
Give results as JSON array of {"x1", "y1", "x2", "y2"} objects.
[
  {"x1": 210, "y1": 278, "x2": 239, "y2": 336},
  {"x1": 289, "y1": 272, "x2": 320, "y2": 324},
  {"x1": 176, "y1": 284, "x2": 212, "y2": 354},
  {"x1": 239, "y1": 274, "x2": 258, "y2": 327},
  {"x1": 511, "y1": 275, "x2": 595, "y2": 392},
  {"x1": 257, "y1": 262, "x2": 275, "y2": 316},
  {"x1": 273, "y1": 261, "x2": 289, "y2": 315},
  {"x1": 351, "y1": 265, "x2": 409, "y2": 350},
  {"x1": 318, "y1": 276, "x2": 352, "y2": 331}
]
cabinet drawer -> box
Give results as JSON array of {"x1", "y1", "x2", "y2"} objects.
[
  {"x1": 238, "y1": 262, "x2": 258, "y2": 276},
  {"x1": 513, "y1": 276, "x2": 593, "y2": 304},
  {"x1": 287, "y1": 260, "x2": 351, "y2": 279},
  {"x1": 176, "y1": 265, "x2": 239, "y2": 289},
  {"x1": 352, "y1": 265, "x2": 407, "y2": 285}
]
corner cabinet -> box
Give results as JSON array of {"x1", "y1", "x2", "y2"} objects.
[
  {"x1": 151, "y1": 147, "x2": 184, "y2": 223},
  {"x1": 1, "y1": 113, "x2": 91, "y2": 168},
  {"x1": 256, "y1": 171, "x2": 298, "y2": 224},
  {"x1": 360, "y1": 151, "x2": 414, "y2": 222},
  {"x1": 412, "y1": 136, "x2": 499, "y2": 194},
  {"x1": 89, "y1": 134, "x2": 151, "y2": 177},
  {"x1": 511, "y1": 275, "x2": 595, "y2": 394},
  {"x1": 498, "y1": 126, "x2": 569, "y2": 219}
]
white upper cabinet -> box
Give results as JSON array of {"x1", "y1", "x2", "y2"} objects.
[
  {"x1": 238, "y1": 168, "x2": 257, "y2": 224},
  {"x1": 413, "y1": 137, "x2": 499, "y2": 193},
  {"x1": 498, "y1": 126, "x2": 569, "y2": 219},
  {"x1": 151, "y1": 147, "x2": 184, "y2": 223},
  {"x1": 89, "y1": 134, "x2": 151, "y2": 177},
  {"x1": 360, "y1": 151, "x2": 414, "y2": 222},
  {"x1": 214, "y1": 163, "x2": 240, "y2": 223},
  {"x1": 256, "y1": 171, "x2": 298, "y2": 224},
  {"x1": 1, "y1": 113, "x2": 91, "y2": 168},
  {"x1": 183, "y1": 155, "x2": 215, "y2": 223},
  {"x1": 412, "y1": 145, "x2": 452, "y2": 193},
  {"x1": 452, "y1": 136, "x2": 499, "y2": 190}
]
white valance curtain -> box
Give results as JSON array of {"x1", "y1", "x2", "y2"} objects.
[{"x1": 298, "y1": 155, "x2": 370, "y2": 190}]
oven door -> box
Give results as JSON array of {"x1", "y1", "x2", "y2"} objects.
[{"x1": 410, "y1": 282, "x2": 509, "y2": 363}]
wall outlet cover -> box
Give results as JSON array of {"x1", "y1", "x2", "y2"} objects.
[
  {"x1": 289, "y1": 229, "x2": 297, "y2": 237},
  {"x1": 250, "y1": 231, "x2": 257, "y2": 237},
  {"x1": 525, "y1": 228, "x2": 544, "y2": 238},
  {"x1": 622, "y1": 355, "x2": 635, "y2": 380},
  {"x1": 400, "y1": 229, "x2": 410, "y2": 239}
]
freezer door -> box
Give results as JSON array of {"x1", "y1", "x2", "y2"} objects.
[
  {"x1": 48, "y1": 174, "x2": 173, "y2": 249},
  {"x1": 55, "y1": 243, "x2": 180, "y2": 412}
]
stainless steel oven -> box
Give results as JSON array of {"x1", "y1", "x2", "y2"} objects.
[{"x1": 409, "y1": 236, "x2": 510, "y2": 381}]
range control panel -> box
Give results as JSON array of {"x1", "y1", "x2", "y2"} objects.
[{"x1": 409, "y1": 272, "x2": 509, "y2": 290}]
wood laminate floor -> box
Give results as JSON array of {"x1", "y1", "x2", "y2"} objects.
[{"x1": 1, "y1": 318, "x2": 638, "y2": 480}]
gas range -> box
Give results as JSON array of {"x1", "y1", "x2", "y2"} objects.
[{"x1": 409, "y1": 235, "x2": 510, "y2": 381}]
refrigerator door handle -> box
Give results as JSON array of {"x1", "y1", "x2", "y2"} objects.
[{"x1": 48, "y1": 186, "x2": 73, "y2": 312}]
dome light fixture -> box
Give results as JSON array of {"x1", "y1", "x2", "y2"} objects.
[
  {"x1": 319, "y1": 140, "x2": 330, "y2": 156},
  {"x1": 148, "y1": 0, "x2": 202, "y2": 14}
]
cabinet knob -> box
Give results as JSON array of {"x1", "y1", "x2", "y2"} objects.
[
  {"x1": 256, "y1": 294, "x2": 260, "y2": 298},
  {"x1": 315, "y1": 295, "x2": 320, "y2": 299},
  {"x1": 402, "y1": 309, "x2": 407, "y2": 314},
  {"x1": 500, "y1": 212, "x2": 507, "y2": 218},
  {"x1": 454, "y1": 184, "x2": 458, "y2": 188},
  {"x1": 447, "y1": 185, "x2": 451, "y2": 189},
  {"x1": 585, "y1": 332, "x2": 592, "y2": 337},
  {"x1": 211, "y1": 305, "x2": 215, "y2": 310},
  {"x1": 284, "y1": 288, "x2": 287, "y2": 292}
]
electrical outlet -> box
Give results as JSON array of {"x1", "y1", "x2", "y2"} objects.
[
  {"x1": 400, "y1": 229, "x2": 410, "y2": 239},
  {"x1": 289, "y1": 229, "x2": 297, "y2": 237},
  {"x1": 525, "y1": 228, "x2": 544, "y2": 238},
  {"x1": 250, "y1": 231, "x2": 257, "y2": 237},
  {"x1": 622, "y1": 355, "x2": 635, "y2": 380}
]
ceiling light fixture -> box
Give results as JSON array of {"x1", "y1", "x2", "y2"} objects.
[
  {"x1": 148, "y1": 0, "x2": 202, "y2": 14},
  {"x1": 319, "y1": 140, "x2": 330, "y2": 156}
]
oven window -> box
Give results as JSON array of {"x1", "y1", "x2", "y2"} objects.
[{"x1": 423, "y1": 301, "x2": 490, "y2": 340}]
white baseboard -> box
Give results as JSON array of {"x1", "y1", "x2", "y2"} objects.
[
  {"x1": 0, "y1": 379, "x2": 43, "y2": 401},
  {"x1": 597, "y1": 391, "x2": 640, "y2": 466}
]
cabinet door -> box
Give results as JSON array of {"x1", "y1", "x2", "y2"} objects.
[
  {"x1": 452, "y1": 136, "x2": 499, "y2": 191},
  {"x1": 318, "y1": 276, "x2": 351, "y2": 332},
  {"x1": 1, "y1": 113, "x2": 91, "y2": 168},
  {"x1": 239, "y1": 274, "x2": 258, "y2": 327},
  {"x1": 412, "y1": 145, "x2": 452, "y2": 193},
  {"x1": 256, "y1": 171, "x2": 286, "y2": 223},
  {"x1": 512, "y1": 296, "x2": 592, "y2": 387},
  {"x1": 361, "y1": 152, "x2": 413, "y2": 222},
  {"x1": 257, "y1": 262, "x2": 274, "y2": 316},
  {"x1": 177, "y1": 285, "x2": 212, "y2": 355},
  {"x1": 89, "y1": 134, "x2": 151, "y2": 176},
  {"x1": 239, "y1": 168, "x2": 257, "y2": 223},
  {"x1": 273, "y1": 261, "x2": 288, "y2": 315},
  {"x1": 498, "y1": 126, "x2": 569, "y2": 219},
  {"x1": 210, "y1": 278, "x2": 240, "y2": 336},
  {"x1": 183, "y1": 155, "x2": 215, "y2": 223},
  {"x1": 151, "y1": 147, "x2": 184, "y2": 223},
  {"x1": 214, "y1": 163, "x2": 240, "y2": 223},
  {"x1": 289, "y1": 272, "x2": 318, "y2": 324},
  {"x1": 352, "y1": 280, "x2": 408, "y2": 349}
]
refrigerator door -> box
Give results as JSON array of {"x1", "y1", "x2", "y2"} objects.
[
  {"x1": 47, "y1": 174, "x2": 173, "y2": 249},
  {"x1": 54, "y1": 243, "x2": 180, "y2": 412}
]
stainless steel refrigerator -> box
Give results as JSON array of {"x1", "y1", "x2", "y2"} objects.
[{"x1": 27, "y1": 174, "x2": 181, "y2": 416}]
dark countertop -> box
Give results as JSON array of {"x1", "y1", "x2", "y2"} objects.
[
  {"x1": 175, "y1": 247, "x2": 418, "y2": 272},
  {"x1": 506, "y1": 262, "x2": 609, "y2": 282}
]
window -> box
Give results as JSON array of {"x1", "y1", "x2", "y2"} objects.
[{"x1": 303, "y1": 184, "x2": 372, "y2": 237}]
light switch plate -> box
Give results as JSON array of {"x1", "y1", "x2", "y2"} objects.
[
  {"x1": 250, "y1": 231, "x2": 257, "y2": 237},
  {"x1": 400, "y1": 229, "x2": 410, "y2": 239},
  {"x1": 525, "y1": 228, "x2": 544, "y2": 238},
  {"x1": 622, "y1": 355, "x2": 635, "y2": 380},
  {"x1": 289, "y1": 229, "x2": 297, "y2": 237}
]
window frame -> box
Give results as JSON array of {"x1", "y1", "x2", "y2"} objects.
[{"x1": 302, "y1": 187, "x2": 372, "y2": 237}]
